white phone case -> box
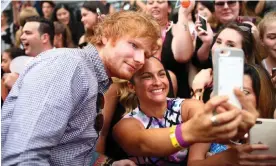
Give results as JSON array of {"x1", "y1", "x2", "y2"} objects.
[
  {"x1": 213, "y1": 47, "x2": 244, "y2": 109},
  {"x1": 250, "y1": 118, "x2": 276, "y2": 162}
]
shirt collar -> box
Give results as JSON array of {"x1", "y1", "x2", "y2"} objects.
[{"x1": 83, "y1": 43, "x2": 112, "y2": 93}]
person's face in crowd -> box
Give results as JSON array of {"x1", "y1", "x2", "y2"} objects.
[
  {"x1": 20, "y1": 22, "x2": 45, "y2": 57},
  {"x1": 42, "y1": 2, "x2": 54, "y2": 19},
  {"x1": 262, "y1": 21, "x2": 276, "y2": 59},
  {"x1": 195, "y1": 2, "x2": 213, "y2": 22},
  {"x1": 54, "y1": 33, "x2": 63, "y2": 48},
  {"x1": 146, "y1": 0, "x2": 171, "y2": 22},
  {"x1": 132, "y1": 57, "x2": 169, "y2": 104},
  {"x1": 243, "y1": 74, "x2": 257, "y2": 108},
  {"x1": 56, "y1": 7, "x2": 70, "y2": 25},
  {"x1": 214, "y1": 0, "x2": 240, "y2": 24},
  {"x1": 1, "y1": 52, "x2": 12, "y2": 73},
  {"x1": 81, "y1": 8, "x2": 97, "y2": 30},
  {"x1": 1, "y1": 13, "x2": 7, "y2": 25},
  {"x1": 211, "y1": 28, "x2": 242, "y2": 57},
  {"x1": 102, "y1": 36, "x2": 152, "y2": 80}
]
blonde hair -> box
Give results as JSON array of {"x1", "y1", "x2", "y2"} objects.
[
  {"x1": 15, "y1": 7, "x2": 39, "y2": 47},
  {"x1": 89, "y1": 10, "x2": 161, "y2": 57},
  {"x1": 19, "y1": 7, "x2": 39, "y2": 27},
  {"x1": 258, "y1": 11, "x2": 276, "y2": 39},
  {"x1": 112, "y1": 77, "x2": 138, "y2": 113}
]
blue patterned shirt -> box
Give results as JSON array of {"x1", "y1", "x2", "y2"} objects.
[{"x1": 1, "y1": 44, "x2": 111, "y2": 165}]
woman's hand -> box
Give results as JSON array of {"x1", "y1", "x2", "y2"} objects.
[
  {"x1": 178, "y1": 0, "x2": 195, "y2": 18},
  {"x1": 234, "y1": 88, "x2": 259, "y2": 139},
  {"x1": 183, "y1": 96, "x2": 242, "y2": 144},
  {"x1": 195, "y1": 20, "x2": 214, "y2": 45},
  {"x1": 232, "y1": 144, "x2": 276, "y2": 165},
  {"x1": 192, "y1": 68, "x2": 213, "y2": 90}
]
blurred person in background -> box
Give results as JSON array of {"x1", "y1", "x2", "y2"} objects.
[
  {"x1": 255, "y1": 1, "x2": 276, "y2": 17},
  {"x1": 53, "y1": 21, "x2": 74, "y2": 48},
  {"x1": 1, "y1": 11, "x2": 14, "y2": 52},
  {"x1": 1, "y1": 47, "x2": 25, "y2": 74},
  {"x1": 258, "y1": 11, "x2": 276, "y2": 88},
  {"x1": 79, "y1": 1, "x2": 108, "y2": 47},
  {"x1": 41, "y1": 1, "x2": 55, "y2": 20},
  {"x1": 51, "y1": 3, "x2": 84, "y2": 46},
  {"x1": 1, "y1": 47, "x2": 25, "y2": 101}
]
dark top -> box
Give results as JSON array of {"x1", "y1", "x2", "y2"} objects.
[
  {"x1": 69, "y1": 21, "x2": 85, "y2": 46},
  {"x1": 191, "y1": 37, "x2": 213, "y2": 69},
  {"x1": 161, "y1": 28, "x2": 190, "y2": 98},
  {"x1": 105, "y1": 70, "x2": 175, "y2": 161}
]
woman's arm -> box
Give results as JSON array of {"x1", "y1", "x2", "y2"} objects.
[
  {"x1": 171, "y1": 4, "x2": 194, "y2": 63},
  {"x1": 194, "y1": 21, "x2": 214, "y2": 62},
  {"x1": 113, "y1": 97, "x2": 243, "y2": 157},
  {"x1": 255, "y1": 1, "x2": 265, "y2": 15},
  {"x1": 113, "y1": 118, "x2": 181, "y2": 156},
  {"x1": 96, "y1": 83, "x2": 120, "y2": 153}
]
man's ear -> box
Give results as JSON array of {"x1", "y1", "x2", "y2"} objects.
[
  {"x1": 41, "y1": 33, "x2": 51, "y2": 44},
  {"x1": 127, "y1": 81, "x2": 136, "y2": 93},
  {"x1": 102, "y1": 37, "x2": 108, "y2": 45}
]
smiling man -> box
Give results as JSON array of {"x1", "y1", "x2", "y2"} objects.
[
  {"x1": 1, "y1": 12, "x2": 161, "y2": 165},
  {"x1": 20, "y1": 17, "x2": 54, "y2": 57}
]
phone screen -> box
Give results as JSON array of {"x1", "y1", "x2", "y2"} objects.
[{"x1": 199, "y1": 15, "x2": 207, "y2": 31}]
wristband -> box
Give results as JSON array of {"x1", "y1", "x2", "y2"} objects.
[
  {"x1": 169, "y1": 125, "x2": 181, "y2": 149},
  {"x1": 175, "y1": 124, "x2": 190, "y2": 148}
]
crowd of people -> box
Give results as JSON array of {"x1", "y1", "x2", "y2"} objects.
[{"x1": 1, "y1": 0, "x2": 276, "y2": 165}]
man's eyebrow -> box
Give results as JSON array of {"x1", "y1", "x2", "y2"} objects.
[{"x1": 131, "y1": 40, "x2": 151, "y2": 56}]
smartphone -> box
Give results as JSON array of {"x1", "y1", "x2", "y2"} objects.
[
  {"x1": 250, "y1": 119, "x2": 276, "y2": 163},
  {"x1": 213, "y1": 47, "x2": 244, "y2": 109},
  {"x1": 198, "y1": 14, "x2": 207, "y2": 32},
  {"x1": 272, "y1": 68, "x2": 276, "y2": 78}
]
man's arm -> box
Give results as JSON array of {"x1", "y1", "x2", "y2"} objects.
[{"x1": 1, "y1": 61, "x2": 88, "y2": 165}]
